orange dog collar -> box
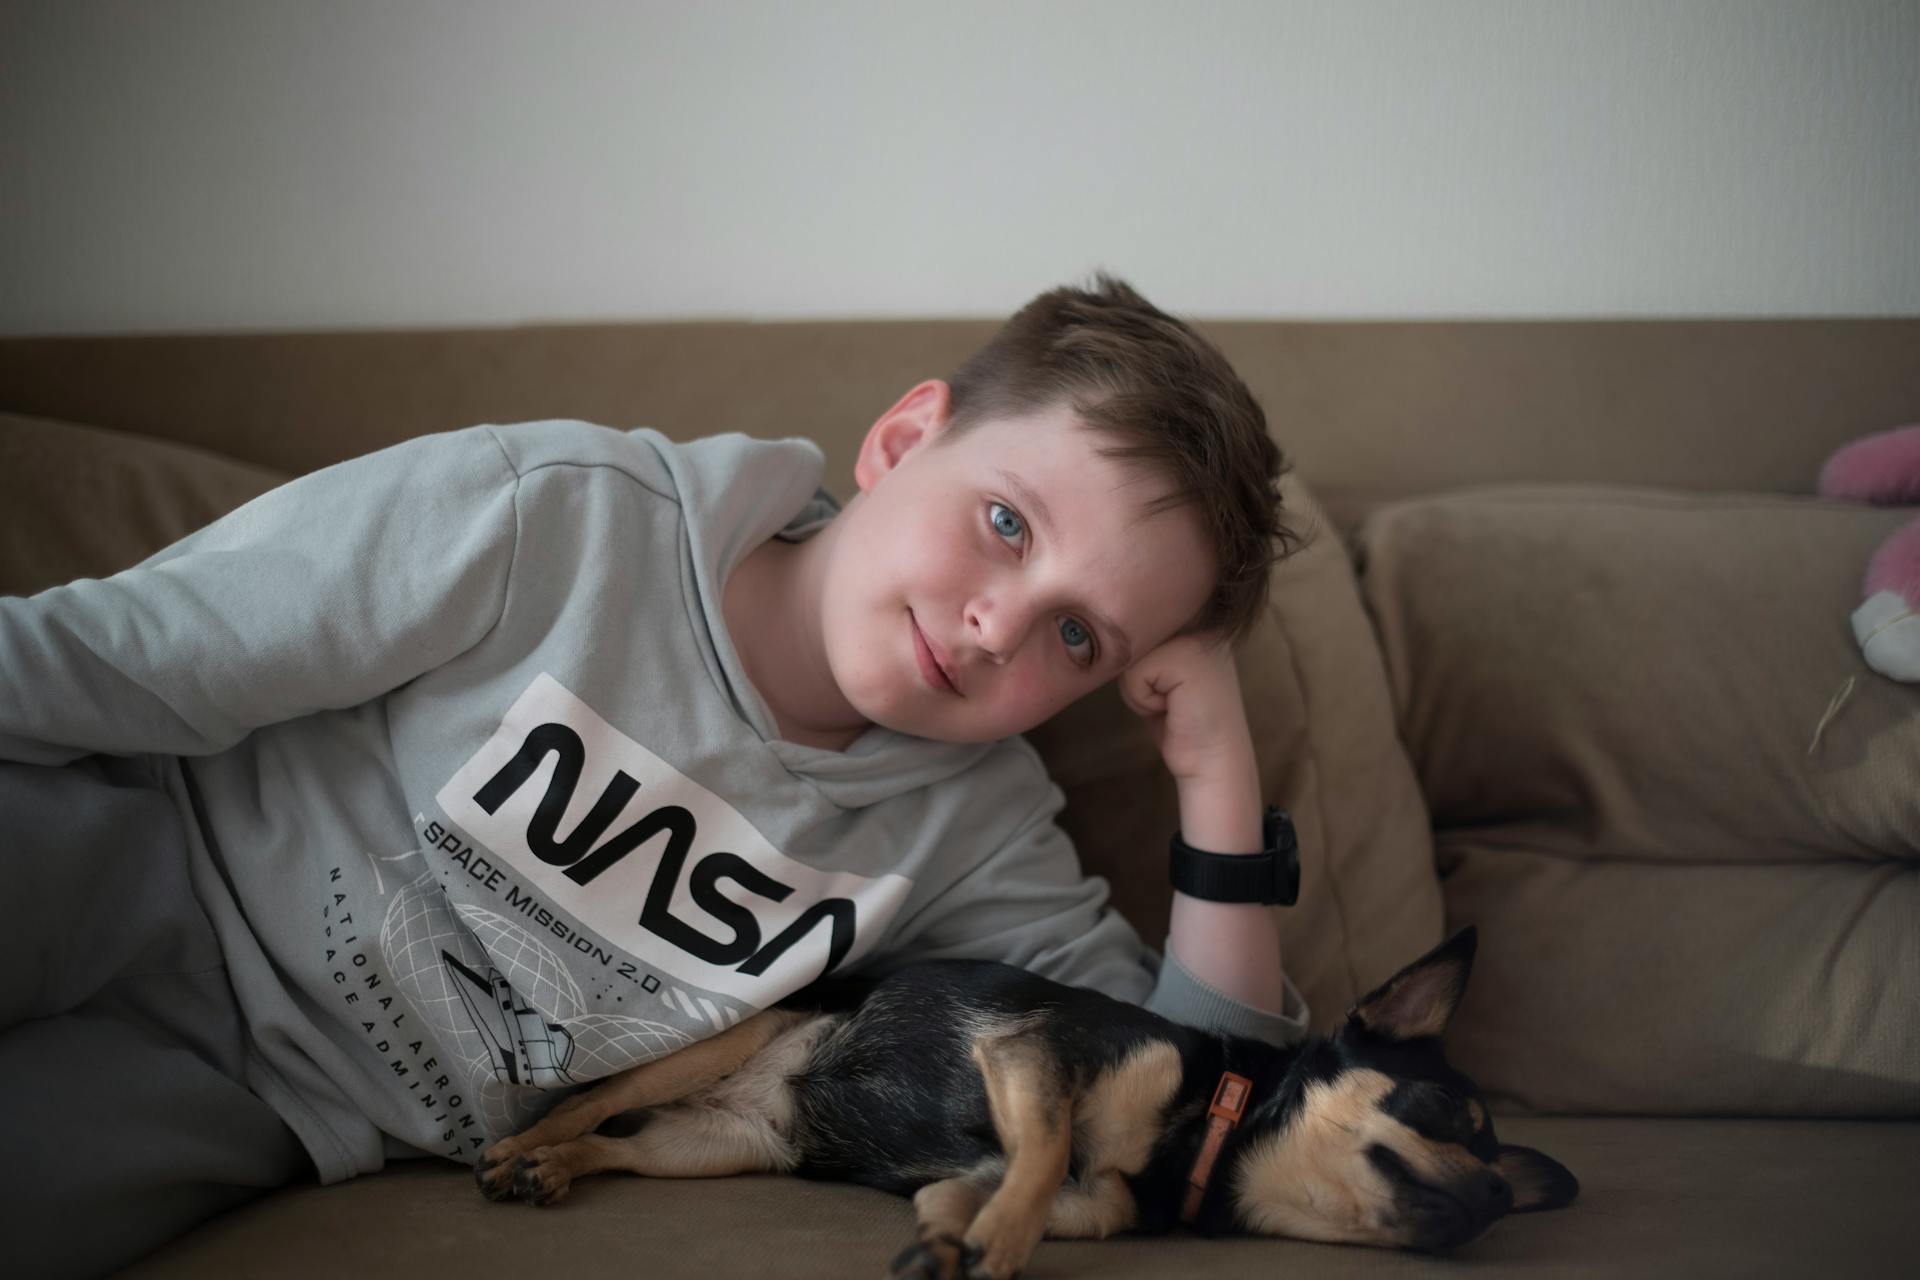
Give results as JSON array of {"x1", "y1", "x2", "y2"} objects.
[{"x1": 1181, "y1": 1070, "x2": 1253, "y2": 1224}]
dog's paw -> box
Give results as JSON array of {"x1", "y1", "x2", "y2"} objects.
[
  {"x1": 960, "y1": 1230, "x2": 1025, "y2": 1280},
  {"x1": 509, "y1": 1149, "x2": 574, "y2": 1206},
  {"x1": 473, "y1": 1153, "x2": 517, "y2": 1202},
  {"x1": 887, "y1": 1232, "x2": 966, "y2": 1280}
]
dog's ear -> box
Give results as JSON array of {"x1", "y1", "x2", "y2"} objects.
[
  {"x1": 1344, "y1": 926, "x2": 1477, "y2": 1041},
  {"x1": 1493, "y1": 1143, "x2": 1579, "y2": 1212}
]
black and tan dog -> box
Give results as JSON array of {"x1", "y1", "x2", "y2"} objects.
[{"x1": 475, "y1": 926, "x2": 1576, "y2": 1274}]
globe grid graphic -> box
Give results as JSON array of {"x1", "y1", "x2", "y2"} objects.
[{"x1": 379, "y1": 872, "x2": 699, "y2": 1141}]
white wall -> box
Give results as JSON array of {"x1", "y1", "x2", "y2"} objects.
[{"x1": 2, "y1": 0, "x2": 1916, "y2": 334}]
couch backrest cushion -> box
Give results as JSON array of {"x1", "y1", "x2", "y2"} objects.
[
  {"x1": 8, "y1": 320, "x2": 1920, "y2": 531},
  {"x1": 1359, "y1": 484, "x2": 1920, "y2": 1115},
  {"x1": 0, "y1": 412, "x2": 290, "y2": 597},
  {"x1": 1027, "y1": 472, "x2": 1444, "y2": 1029}
]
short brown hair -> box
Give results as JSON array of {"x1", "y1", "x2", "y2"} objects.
[{"x1": 940, "y1": 270, "x2": 1305, "y2": 644}]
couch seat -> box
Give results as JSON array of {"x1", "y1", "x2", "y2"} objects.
[{"x1": 123, "y1": 1115, "x2": 1918, "y2": 1278}]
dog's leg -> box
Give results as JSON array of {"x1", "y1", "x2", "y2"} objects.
[
  {"x1": 1041, "y1": 1171, "x2": 1137, "y2": 1239},
  {"x1": 888, "y1": 1177, "x2": 989, "y2": 1280},
  {"x1": 959, "y1": 1031, "x2": 1074, "y2": 1279},
  {"x1": 1035, "y1": 1037, "x2": 1173, "y2": 1240},
  {"x1": 504, "y1": 1103, "x2": 789, "y2": 1206},
  {"x1": 476, "y1": 1008, "x2": 812, "y2": 1200}
]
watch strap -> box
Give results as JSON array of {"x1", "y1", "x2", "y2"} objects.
[{"x1": 1169, "y1": 805, "x2": 1301, "y2": 906}]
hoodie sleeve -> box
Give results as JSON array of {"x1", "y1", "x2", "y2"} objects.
[
  {"x1": 0, "y1": 424, "x2": 520, "y2": 766},
  {"x1": 875, "y1": 750, "x2": 1311, "y2": 1047}
]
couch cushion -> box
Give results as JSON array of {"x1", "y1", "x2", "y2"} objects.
[
  {"x1": 0, "y1": 411, "x2": 290, "y2": 598},
  {"x1": 1358, "y1": 485, "x2": 1920, "y2": 1115},
  {"x1": 1027, "y1": 472, "x2": 1443, "y2": 1030},
  {"x1": 120, "y1": 1116, "x2": 1920, "y2": 1278}
]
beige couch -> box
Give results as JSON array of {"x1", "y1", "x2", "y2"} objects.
[{"x1": 3, "y1": 318, "x2": 1917, "y2": 1277}]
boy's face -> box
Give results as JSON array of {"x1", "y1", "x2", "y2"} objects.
[{"x1": 817, "y1": 381, "x2": 1216, "y2": 744}]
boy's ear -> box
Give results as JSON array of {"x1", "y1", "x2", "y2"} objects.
[{"x1": 854, "y1": 380, "x2": 953, "y2": 494}]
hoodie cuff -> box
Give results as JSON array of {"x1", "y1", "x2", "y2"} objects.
[{"x1": 1143, "y1": 944, "x2": 1313, "y2": 1047}]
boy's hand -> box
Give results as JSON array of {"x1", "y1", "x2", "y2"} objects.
[{"x1": 1117, "y1": 634, "x2": 1253, "y2": 783}]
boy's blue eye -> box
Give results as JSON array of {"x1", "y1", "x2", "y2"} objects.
[
  {"x1": 1059, "y1": 617, "x2": 1095, "y2": 663},
  {"x1": 988, "y1": 502, "x2": 1024, "y2": 542}
]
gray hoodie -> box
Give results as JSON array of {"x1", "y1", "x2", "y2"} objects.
[{"x1": 0, "y1": 421, "x2": 1308, "y2": 1183}]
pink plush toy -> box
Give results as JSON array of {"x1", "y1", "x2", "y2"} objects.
[{"x1": 1817, "y1": 423, "x2": 1920, "y2": 682}]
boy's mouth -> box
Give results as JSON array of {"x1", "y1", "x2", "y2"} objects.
[{"x1": 909, "y1": 611, "x2": 962, "y2": 696}]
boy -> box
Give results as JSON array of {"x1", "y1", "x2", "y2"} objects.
[{"x1": 0, "y1": 273, "x2": 1309, "y2": 1275}]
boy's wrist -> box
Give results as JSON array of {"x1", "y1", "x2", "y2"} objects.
[
  {"x1": 1160, "y1": 695, "x2": 1253, "y2": 782},
  {"x1": 1173, "y1": 740, "x2": 1263, "y2": 854}
]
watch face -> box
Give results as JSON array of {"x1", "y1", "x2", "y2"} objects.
[
  {"x1": 1278, "y1": 846, "x2": 1301, "y2": 905},
  {"x1": 1266, "y1": 808, "x2": 1301, "y2": 905},
  {"x1": 1265, "y1": 806, "x2": 1297, "y2": 850}
]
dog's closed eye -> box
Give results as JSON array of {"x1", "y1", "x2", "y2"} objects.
[{"x1": 1384, "y1": 1081, "x2": 1477, "y2": 1146}]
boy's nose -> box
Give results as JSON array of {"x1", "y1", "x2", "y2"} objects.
[
  {"x1": 965, "y1": 597, "x2": 1033, "y2": 663},
  {"x1": 965, "y1": 606, "x2": 1007, "y2": 661}
]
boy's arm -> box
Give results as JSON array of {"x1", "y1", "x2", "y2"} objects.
[
  {"x1": 1164, "y1": 742, "x2": 1291, "y2": 1014},
  {"x1": 1119, "y1": 634, "x2": 1298, "y2": 1020},
  {"x1": 0, "y1": 425, "x2": 520, "y2": 765}
]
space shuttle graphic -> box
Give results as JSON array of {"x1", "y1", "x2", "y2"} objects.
[{"x1": 441, "y1": 949, "x2": 582, "y2": 1087}]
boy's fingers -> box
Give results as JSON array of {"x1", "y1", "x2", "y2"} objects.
[{"x1": 1117, "y1": 671, "x2": 1163, "y2": 718}]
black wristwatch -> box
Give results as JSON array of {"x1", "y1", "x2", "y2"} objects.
[{"x1": 1169, "y1": 805, "x2": 1301, "y2": 906}]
